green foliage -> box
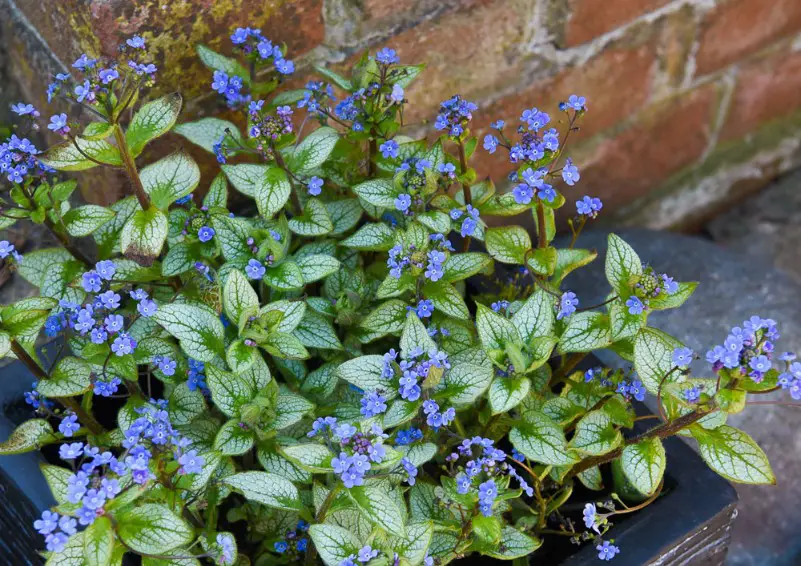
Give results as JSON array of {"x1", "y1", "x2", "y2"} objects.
[{"x1": 0, "y1": 37, "x2": 779, "y2": 566}]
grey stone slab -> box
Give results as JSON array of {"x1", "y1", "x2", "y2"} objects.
[{"x1": 558, "y1": 228, "x2": 801, "y2": 566}]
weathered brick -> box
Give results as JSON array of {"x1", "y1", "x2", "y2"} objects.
[
  {"x1": 564, "y1": 0, "x2": 672, "y2": 46},
  {"x1": 363, "y1": 0, "x2": 422, "y2": 21},
  {"x1": 572, "y1": 83, "x2": 718, "y2": 215},
  {"x1": 655, "y1": 4, "x2": 696, "y2": 94},
  {"x1": 695, "y1": 0, "x2": 801, "y2": 76},
  {"x1": 720, "y1": 45, "x2": 801, "y2": 142},
  {"x1": 382, "y1": 0, "x2": 536, "y2": 123},
  {"x1": 16, "y1": 0, "x2": 324, "y2": 100}
]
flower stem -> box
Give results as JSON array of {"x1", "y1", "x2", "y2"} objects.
[
  {"x1": 42, "y1": 216, "x2": 94, "y2": 267},
  {"x1": 9, "y1": 339, "x2": 105, "y2": 435},
  {"x1": 112, "y1": 123, "x2": 150, "y2": 210}
]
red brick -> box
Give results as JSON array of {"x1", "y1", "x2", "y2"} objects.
[
  {"x1": 573, "y1": 84, "x2": 717, "y2": 215},
  {"x1": 17, "y1": 0, "x2": 324, "y2": 99},
  {"x1": 695, "y1": 0, "x2": 801, "y2": 76},
  {"x1": 363, "y1": 0, "x2": 422, "y2": 20},
  {"x1": 720, "y1": 46, "x2": 801, "y2": 142},
  {"x1": 565, "y1": 0, "x2": 672, "y2": 46},
  {"x1": 382, "y1": 0, "x2": 534, "y2": 123}
]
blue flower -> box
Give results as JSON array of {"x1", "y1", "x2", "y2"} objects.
[
  {"x1": 95, "y1": 260, "x2": 116, "y2": 280},
  {"x1": 274, "y1": 541, "x2": 288, "y2": 553},
  {"x1": 415, "y1": 299, "x2": 434, "y2": 318},
  {"x1": 394, "y1": 193, "x2": 412, "y2": 212},
  {"x1": 98, "y1": 68, "x2": 119, "y2": 84},
  {"x1": 178, "y1": 450, "x2": 205, "y2": 474},
  {"x1": 750, "y1": 355, "x2": 771, "y2": 373},
  {"x1": 72, "y1": 54, "x2": 96, "y2": 69},
  {"x1": 358, "y1": 545, "x2": 379, "y2": 563},
  {"x1": 562, "y1": 158, "x2": 580, "y2": 186},
  {"x1": 477, "y1": 479, "x2": 497, "y2": 516},
  {"x1": 34, "y1": 510, "x2": 60, "y2": 535},
  {"x1": 380, "y1": 140, "x2": 399, "y2": 159},
  {"x1": 683, "y1": 386, "x2": 701, "y2": 403},
  {"x1": 567, "y1": 94, "x2": 587, "y2": 111},
  {"x1": 137, "y1": 299, "x2": 158, "y2": 317},
  {"x1": 390, "y1": 84, "x2": 405, "y2": 103},
  {"x1": 74, "y1": 80, "x2": 94, "y2": 103},
  {"x1": 11, "y1": 102, "x2": 37, "y2": 116},
  {"x1": 576, "y1": 195, "x2": 602, "y2": 217},
  {"x1": 597, "y1": 541, "x2": 619, "y2": 561},
  {"x1": 395, "y1": 427, "x2": 422, "y2": 445},
  {"x1": 246, "y1": 258, "x2": 266, "y2": 280},
  {"x1": 98, "y1": 290, "x2": 121, "y2": 310},
  {"x1": 59, "y1": 442, "x2": 83, "y2": 460},
  {"x1": 512, "y1": 183, "x2": 534, "y2": 205},
  {"x1": 672, "y1": 347, "x2": 694, "y2": 368},
  {"x1": 127, "y1": 35, "x2": 146, "y2": 49},
  {"x1": 629, "y1": 379, "x2": 646, "y2": 402},
  {"x1": 308, "y1": 176, "x2": 324, "y2": 196},
  {"x1": 583, "y1": 503, "x2": 599, "y2": 531},
  {"x1": 59, "y1": 414, "x2": 80, "y2": 437},
  {"x1": 661, "y1": 274, "x2": 679, "y2": 295},
  {"x1": 537, "y1": 184, "x2": 557, "y2": 202},
  {"x1": 211, "y1": 70, "x2": 229, "y2": 94},
  {"x1": 438, "y1": 162, "x2": 456, "y2": 178},
  {"x1": 198, "y1": 226, "x2": 215, "y2": 242},
  {"x1": 111, "y1": 333, "x2": 137, "y2": 356},
  {"x1": 276, "y1": 59, "x2": 295, "y2": 75},
  {"x1": 626, "y1": 296, "x2": 645, "y2": 315},
  {"x1": 401, "y1": 458, "x2": 418, "y2": 486},
  {"x1": 360, "y1": 391, "x2": 387, "y2": 417},
  {"x1": 557, "y1": 291, "x2": 578, "y2": 320},
  {"x1": 82, "y1": 271, "x2": 102, "y2": 293},
  {"x1": 520, "y1": 108, "x2": 550, "y2": 131},
  {"x1": 376, "y1": 47, "x2": 399, "y2": 65},
  {"x1": 483, "y1": 134, "x2": 499, "y2": 153}
]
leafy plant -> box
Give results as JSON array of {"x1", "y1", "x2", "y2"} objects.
[{"x1": 0, "y1": 31, "x2": 785, "y2": 566}]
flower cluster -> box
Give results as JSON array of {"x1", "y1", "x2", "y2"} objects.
[
  {"x1": 230, "y1": 27, "x2": 294, "y2": 74},
  {"x1": 187, "y1": 358, "x2": 208, "y2": 392},
  {"x1": 318, "y1": 421, "x2": 388, "y2": 488},
  {"x1": 434, "y1": 95, "x2": 478, "y2": 137},
  {"x1": 512, "y1": 167, "x2": 554, "y2": 204},
  {"x1": 627, "y1": 264, "x2": 680, "y2": 315},
  {"x1": 272, "y1": 520, "x2": 309, "y2": 558},
  {"x1": 0, "y1": 239, "x2": 23, "y2": 263},
  {"x1": 449, "y1": 205, "x2": 481, "y2": 237},
  {"x1": 705, "y1": 316, "x2": 778, "y2": 381},
  {"x1": 384, "y1": 347, "x2": 450, "y2": 402},
  {"x1": 0, "y1": 134, "x2": 49, "y2": 185}
]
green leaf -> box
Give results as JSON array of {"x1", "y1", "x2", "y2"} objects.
[
  {"x1": 341, "y1": 223, "x2": 394, "y2": 251},
  {"x1": 426, "y1": 282, "x2": 469, "y2": 320},
  {"x1": 197, "y1": 44, "x2": 249, "y2": 80},
  {"x1": 83, "y1": 515, "x2": 114, "y2": 566},
  {"x1": 168, "y1": 383, "x2": 206, "y2": 426},
  {"x1": 263, "y1": 261, "x2": 305, "y2": 290},
  {"x1": 605, "y1": 234, "x2": 643, "y2": 295},
  {"x1": 120, "y1": 205, "x2": 168, "y2": 264},
  {"x1": 443, "y1": 252, "x2": 492, "y2": 282},
  {"x1": 309, "y1": 524, "x2": 362, "y2": 566},
  {"x1": 42, "y1": 464, "x2": 73, "y2": 504},
  {"x1": 289, "y1": 198, "x2": 334, "y2": 236},
  {"x1": 295, "y1": 254, "x2": 341, "y2": 284},
  {"x1": 476, "y1": 303, "x2": 520, "y2": 349},
  {"x1": 488, "y1": 376, "x2": 530, "y2": 414},
  {"x1": 485, "y1": 226, "x2": 531, "y2": 264},
  {"x1": 40, "y1": 137, "x2": 122, "y2": 171},
  {"x1": 263, "y1": 332, "x2": 309, "y2": 359},
  {"x1": 162, "y1": 242, "x2": 194, "y2": 276},
  {"x1": 483, "y1": 527, "x2": 542, "y2": 560},
  {"x1": 227, "y1": 340, "x2": 255, "y2": 373},
  {"x1": 223, "y1": 269, "x2": 258, "y2": 324},
  {"x1": 401, "y1": 313, "x2": 437, "y2": 355},
  {"x1": 326, "y1": 199, "x2": 362, "y2": 235},
  {"x1": 439, "y1": 363, "x2": 493, "y2": 405},
  {"x1": 63, "y1": 205, "x2": 116, "y2": 237},
  {"x1": 650, "y1": 281, "x2": 698, "y2": 310},
  {"x1": 116, "y1": 504, "x2": 194, "y2": 555},
  {"x1": 16, "y1": 248, "x2": 72, "y2": 287},
  {"x1": 214, "y1": 419, "x2": 255, "y2": 455},
  {"x1": 270, "y1": 388, "x2": 315, "y2": 430},
  {"x1": 82, "y1": 122, "x2": 113, "y2": 141},
  {"x1": 294, "y1": 310, "x2": 342, "y2": 350},
  {"x1": 691, "y1": 425, "x2": 775, "y2": 484},
  {"x1": 336, "y1": 355, "x2": 386, "y2": 391},
  {"x1": 361, "y1": 300, "x2": 407, "y2": 335},
  {"x1": 290, "y1": 126, "x2": 339, "y2": 173},
  {"x1": 94, "y1": 197, "x2": 138, "y2": 259},
  {"x1": 313, "y1": 64, "x2": 353, "y2": 91},
  {"x1": 37, "y1": 356, "x2": 92, "y2": 397},
  {"x1": 609, "y1": 302, "x2": 645, "y2": 342},
  {"x1": 353, "y1": 178, "x2": 397, "y2": 208},
  {"x1": 126, "y1": 92, "x2": 182, "y2": 156},
  {"x1": 204, "y1": 173, "x2": 228, "y2": 209},
  {"x1": 416, "y1": 211, "x2": 451, "y2": 234},
  {"x1": 526, "y1": 246, "x2": 558, "y2": 276},
  {"x1": 151, "y1": 303, "x2": 225, "y2": 362},
  {"x1": 559, "y1": 312, "x2": 612, "y2": 353},
  {"x1": 0, "y1": 419, "x2": 54, "y2": 455},
  {"x1": 621, "y1": 438, "x2": 666, "y2": 496},
  {"x1": 348, "y1": 481, "x2": 406, "y2": 536},
  {"x1": 140, "y1": 151, "x2": 200, "y2": 210},
  {"x1": 511, "y1": 288, "x2": 556, "y2": 346},
  {"x1": 174, "y1": 117, "x2": 243, "y2": 153},
  {"x1": 281, "y1": 443, "x2": 333, "y2": 472},
  {"x1": 223, "y1": 471, "x2": 302, "y2": 510},
  {"x1": 553, "y1": 248, "x2": 597, "y2": 284},
  {"x1": 569, "y1": 411, "x2": 622, "y2": 456},
  {"x1": 633, "y1": 327, "x2": 683, "y2": 394},
  {"x1": 472, "y1": 514, "x2": 502, "y2": 545},
  {"x1": 510, "y1": 412, "x2": 579, "y2": 466},
  {"x1": 206, "y1": 364, "x2": 256, "y2": 417},
  {"x1": 389, "y1": 522, "x2": 433, "y2": 565}
]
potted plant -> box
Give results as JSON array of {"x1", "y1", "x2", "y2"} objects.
[{"x1": 0, "y1": 30, "x2": 786, "y2": 565}]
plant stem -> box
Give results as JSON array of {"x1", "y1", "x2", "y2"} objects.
[
  {"x1": 456, "y1": 139, "x2": 472, "y2": 207},
  {"x1": 550, "y1": 353, "x2": 587, "y2": 387},
  {"x1": 10, "y1": 339, "x2": 105, "y2": 435},
  {"x1": 368, "y1": 138, "x2": 377, "y2": 177},
  {"x1": 273, "y1": 152, "x2": 303, "y2": 215},
  {"x1": 43, "y1": 216, "x2": 93, "y2": 267},
  {"x1": 536, "y1": 201, "x2": 548, "y2": 249},
  {"x1": 565, "y1": 408, "x2": 712, "y2": 480},
  {"x1": 112, "y1": 123, "x2": 150, "y2": 210}
]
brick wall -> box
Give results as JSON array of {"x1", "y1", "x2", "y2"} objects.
[{"x1": 2, "y1": 0, "x2": 801, "y2": 228}]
